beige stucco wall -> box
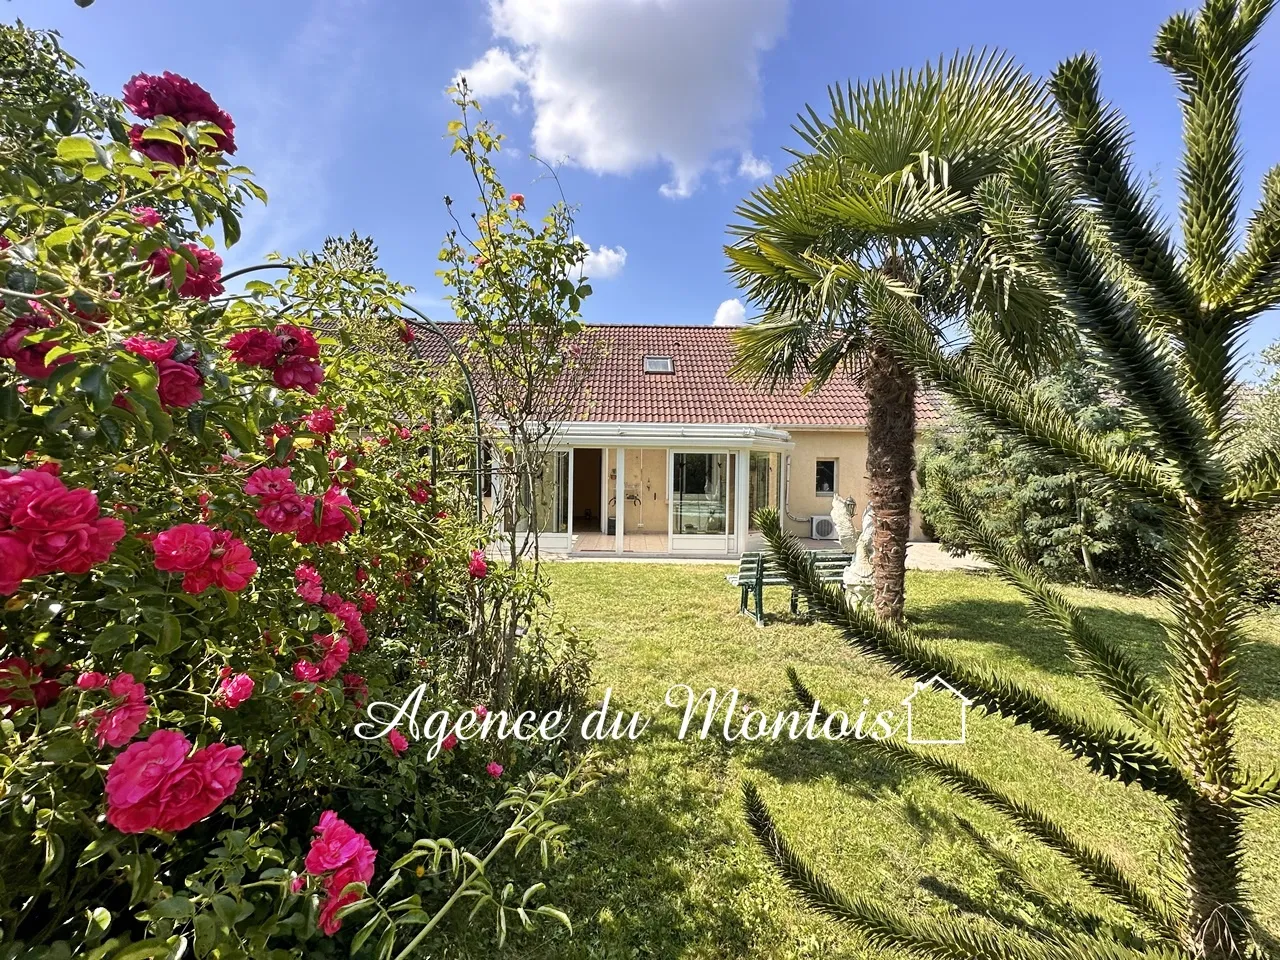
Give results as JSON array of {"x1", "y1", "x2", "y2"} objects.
[{"x1": 780, "y1": 428, "x2": 925, "y2": 541}]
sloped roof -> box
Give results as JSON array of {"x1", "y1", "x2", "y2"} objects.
[{"x1": 408, "y1": 322, "x2": 945, "y2": 428}]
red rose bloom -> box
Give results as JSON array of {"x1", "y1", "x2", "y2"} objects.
[
  {"x1": 2, "y1": 470, "x2": 125, "y2": 581},
  {"x1": 122, "y1": 336, "x2": 177, "y2": 361},
  {"x1": 104, "y1": 729, "x2": 245, "y2": 834},
  {"x1": 295, "y1": 564, "x2": 324, "y2": 604},
  {"x1": 226, "y1": 328, "x2": 283, "y2": 368},
  {"x1": 293, "y1": 659, "x2": 320, "y2": 683},
  {"x1": 217, "y1": 673, "x2": 254, "y2": 709},
  {"x1": 180, "y1": 530, "x2": 256, "y2": 594},
  {"x1": 0, "y1": 532, "x2": 35, "y2": 594},
  {"x1": 148, "y1": 244, "x2": 224, "y2": 300},
  {"x1": 303, "y1": 406, "x2": 336, "y2": 434},
  {"x1": 244, "y1": 466, "x2": 295, "y2": 498},
  {"x1": 123, "y1": 71, "x2": 236, "y2": 155},
  {"x1": 156, "y1": 358, "x2": 204, "y2": 408},
  {"x1": 305, "y1": 810, "x2": 376, "y2": 891},
  {"x1": 94, "y1": 673, "x2": 149, "y2": 749},
  {"x1": 152, "y1": 523, "x2": 215, "y2": 572},
  {"x1": 272, "y1": 356, "x2": 325, "y2": 395},
  {"x1": 0, "y1": 657, "x2": 61, "y2": 712},
  {"x1": 387, "y1": 729, "x2": 409, "y2": 756},
  {"x1": 468, "y1": 550, "x2": 488, "y2": 580},
  {"x1": 132, "y1": 206, "x2": 164, "y2": 227},
  {"x1": 256, "y1": 493, "x2": 308, "y2": 533},
  {"x1": 0, "y1": 313, "x2": 73, "y2": 380},
  {"x1": 295, "y1": 487, "x2": 357, "y2": 544}
]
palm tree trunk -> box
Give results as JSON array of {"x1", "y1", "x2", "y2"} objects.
[{"x1": 864, "y1": 338, "x2": 915, "y2": 622}]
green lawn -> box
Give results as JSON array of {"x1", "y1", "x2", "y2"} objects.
[{"x1": 453, "y1": 564, "x2": 1280, "y2": 959}]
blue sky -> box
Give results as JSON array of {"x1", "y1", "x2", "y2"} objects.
[{"x1": 12, "y1": 0, "x2": 1279, "y2": 365}]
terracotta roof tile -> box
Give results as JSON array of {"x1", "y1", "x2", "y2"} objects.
[{"x1": 408, "y1": 322, "x2": 944, "y2": 428}]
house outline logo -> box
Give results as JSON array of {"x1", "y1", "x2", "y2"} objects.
[{"x1": 900, "y1": 675, "x2": 974, "y2": 745}]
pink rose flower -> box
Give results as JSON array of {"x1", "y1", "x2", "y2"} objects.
[
  {"x1": 510, "y1": 193, "x2": 525, "y2": 206},
  {"x1": 441, "y1": 733, "x2": 459, "y2": 751},
  {"x1": 387, "y1": 729, "x2": 409, "y2": 756},
  {"x1": 305, "y1": 810, "x2": 376, "y2": 885},
  {"x1": 94, "y1": 672, "x2": 148, "y2": 748},
  {"x1": 474, "y1": 704, "x2": 488, "y2": 719},
  {"x1": 295, "y1": 487, "x2": 357, "y2": 545},
  {"x1": 290, "y1": 875, "x2": 306, "y2": 893},
  {"x1": 295, "y1": 564, "x2": 324, "y2": 604},
  {"x1": 226, "y1": 328, "x2": 283, "y2": 368},
  {"x1": 317, "y1": 890, "x2": 360, "y2": 936},
  {"x1": 468, "y1": 550, "x2": 488, "y2": 580},
  {"x1": 132, "y1": 206, "x2": 164, "y2": 227},
  {"x1": 256, "y1": 493, "x2": 308, "y2": 533},
  {"x1": 148, "y1": 244, "x2": 224, "y2": 300},
  {"x1": 152, "y1": 523, "x2": 215, "y2": 572},
  {"x1": 0, "y1": 313, "x2": 74, "y2": 380},
  {"x1": 486, "y1": 762, "x2": 503, "y2": 779},
  {"x1": 96, "y1": 698, "x2": 148, "y2": 748},
  {"x1": 77, "y1": 671, "x2": 110, "y2": 690},
  {"x1": 357, "y1": 591, "x2": 377, "y2": 614},
  {"x1": 156, "y1": 358, "x2": 204, "y2": 408},
  {"x1": 1, "y1": 470, "x2": 125, "y2": 580},
  {"x1": 243, "y1": 466, "x2": 295, "y2": 499},
  {"x1": 316, "y1": 633, "x2": 351, "y2": 681},
  {"x1": 180, "y1": 530, "x2": 256, "y2": 594},
  {"x1": 293, "y1": 659, "x2": 320, "y2": 683},
  {"x1": 104, "y1": 729, "x2": 244, "y2": 833},
  {"x1": 217, "y1": 673, "x2": 254, "y2": 709},
  {"x1": 0, "y1": 533, "x2": 35, "y2": 594},
  {"x1": 275, "y1": 325, "x2": 319, "y2": 360},
  {"x1": 121, "y1": 336, "x2": 177, "y2": 361},
  {"x1": 303, "y1": 406, "x2": 336, "y2": 434},
  {"x1": 272, "y1": 356, "x2": 325, "y2": 394}
]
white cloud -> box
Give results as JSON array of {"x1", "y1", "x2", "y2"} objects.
[
  {"x1": 575, "y1": 237, "x2": 628, "y2": 279},
  {"x1": 738, "y1": 151, "x2": 772, "y2": 180},
  {"x1": 458, "y1": 0, "x2": 788, "y2": 198},
  {"x1": 713, "y1": 298, "x2": 747, "y2": 327},
  {"x1": 456, "y1": 47, "x2": 526, "y2": 98}
]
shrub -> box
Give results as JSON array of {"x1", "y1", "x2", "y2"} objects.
[
  {"x1": 918, "y1": 356, "x2": 1165, "y2": 590},
  {"x1": 0, "y1": 25, "x2": 591, "y2": 959}
]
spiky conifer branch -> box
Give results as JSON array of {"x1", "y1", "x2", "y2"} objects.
[
  {"x1": 1225, "y1": 445, "x2": 1280, "y2": 505},
  {"x1": 758, "y1": 511, "x2": 1188, "y2": 797},
  {"x1": 783, "y1": 669, "x2": 1180, "y2": 940},
  {"x1": 1221, "y1": 165, "x2": 1280, "y2": 315},
  {"x1": 1048, "y1": 54, "x2": 1193, "y2": 318},
  {"x1": 928, "y1": 471, "x2": 1171, "y2": 743},
  {"x1": 741, "y1": 782, "x2": 1053, "y2": 960}
]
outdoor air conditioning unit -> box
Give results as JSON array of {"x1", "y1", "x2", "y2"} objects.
[{"x1": 810, "y1": 515, "x2": 838, "y2": 540}]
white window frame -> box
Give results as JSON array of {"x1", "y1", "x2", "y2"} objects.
[
  {"x1": 815, "y1": 458, "x2": 838, "y2": 497},
  {"x1": 643, "y1": 356, "x2": 674, "y2": 374}
]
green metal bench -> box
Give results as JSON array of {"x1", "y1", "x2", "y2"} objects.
[{"x1": 726, "y1": 550, "x2": 853, "y2": 626}]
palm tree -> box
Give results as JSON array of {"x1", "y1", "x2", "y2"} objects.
[
  {"x1": 726, "y1": 51, "x2": 1060, "y2": 621},
  {"x1": 744, "y1": 2, "x2": 1280, "y2": 957}
]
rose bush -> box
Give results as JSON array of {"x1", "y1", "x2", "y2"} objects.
[{"x1": 0, "y1": 24, "x2": 593, "y2": 960}]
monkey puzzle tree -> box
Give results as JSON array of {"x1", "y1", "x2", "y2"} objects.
[
  {"x1": 726, "y1": 51, "x2": 1058, "y2": 621},
  {"x1": 744, "y1": 2, "x2": 1280, "y2": 958}
]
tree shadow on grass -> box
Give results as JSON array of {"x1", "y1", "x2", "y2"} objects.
[
  {"x1": 911, "y1": 596, "x2": 1280, "y2": 702},
  {"x1": 438, "y1": 698, "x2": 831, "y2": 959}
]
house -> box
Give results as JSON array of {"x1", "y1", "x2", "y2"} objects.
[
  {"x1": 414, "y1": 322, "x2": 943, "y2": 558},
  {"x1": 900, "y1": 675, "x2": 973, "y2": 745}
]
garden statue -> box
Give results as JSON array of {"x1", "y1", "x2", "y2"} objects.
[
  {"x1": 842, "y1": 502, "x2": 875, "y2": 606},
  {"x1": 830, "y1": 494, "x2": 859, "y2": 552}
]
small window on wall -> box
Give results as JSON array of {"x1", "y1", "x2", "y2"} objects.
[{"x1": 815, "y1": 459, "x2": 837, "y2": 495}]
